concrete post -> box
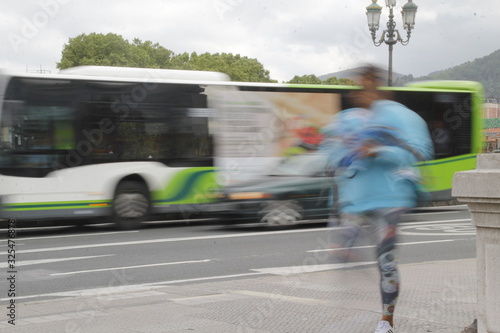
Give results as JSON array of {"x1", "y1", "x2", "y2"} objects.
[{"x1": 453, "y1": 154, "x2": 500, "y2": 333}]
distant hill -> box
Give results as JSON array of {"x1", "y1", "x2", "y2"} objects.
[
  {"x1": 318, "y1": 68, "x2": 406, "y2": 83},
  {"x1": 410, "y1": 49, "x2": 500, "y2": 98},
  {"x1": 322, "y1": 49, "x2": 500, "y2": 98}
]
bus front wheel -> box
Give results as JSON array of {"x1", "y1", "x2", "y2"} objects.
[{"x1": 113, "y1": 181, "x2": 150, "y2": 230}]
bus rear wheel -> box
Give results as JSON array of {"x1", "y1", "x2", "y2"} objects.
[{"x1": 113, "y1": 181, "x2": 150, "y2": 230}]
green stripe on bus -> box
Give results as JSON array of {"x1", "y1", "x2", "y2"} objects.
[
  {"x1": 3, "y1": 168, "x2": 218, "y2": 213},
  {"x1": 3, "y1": 200, "x2": 111, "y2": 211},
  {"x1": 418, "y1": 154, "x2": 477, "y2": 192},
  {"x1": 152, "y1": 167, "x2": 219, "y2": 205}
]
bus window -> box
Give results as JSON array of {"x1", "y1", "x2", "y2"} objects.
[
  {"x1": 0, "y1": 101, "x2": 75, "y2": 176},
  {"x1": 71, "y1": 83, "x2": 213, "y2": 167},
  {"x1": 393, "y1": 90, "x2": 472, "y2": 159}
]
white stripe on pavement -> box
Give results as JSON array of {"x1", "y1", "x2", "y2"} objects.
[
  {"x1": 0, "y1": 230, "x2": 139, "y2": 243},
  {"x1": 0, "y1": 219, "x2": 473, "y2": 256},
  {"x1": 0, "y1": 227, "x2": 332, "y2": 255},
  {"x1": 400, "y1": 218, "x2": 471, "y2": 225},
  {"x1": 250, "y1": 261, "x2": 376, "y2": 275},
  {"x1": 50, "y1": 259, "x2": 212, "y2": 276},
  {"x1": 0, "y1": 254, "x2": 115, "y2": 268},
  {"x1": 307, "y1": 239, "x2": 458, "y2": 253}
]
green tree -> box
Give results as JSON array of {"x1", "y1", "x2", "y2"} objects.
[
  {"x1": 131, "y1": 38, "x2": 174, "y2": 68},
  {"x1": 57, "y1": 33, "x2": 276, "y2": 83},
  {"x1": 287, "y1": 74, "x2": 357, "y2": 86},
  {"x1": 323, "y1": 76, "x2": 358, "y2": 86},
  {"x1": 287, "y1": 74, "x2": 323, "y2": 84},
  {"x1": 57, "y1": 33, "x2": 134, "y2": 69},
  {"x1": 187, "y1": 53, "x2": 275, "y2": 82}
]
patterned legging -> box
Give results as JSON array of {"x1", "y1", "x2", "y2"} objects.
[{"x1": 337, "y1": 208, "x2": 406, "y2": 316}]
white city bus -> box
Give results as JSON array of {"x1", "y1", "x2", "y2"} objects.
[
  {"x1": 0, "y1": 66, "x2": 484, "y2": 229},
  {"x1": 0, "y1": 66, "x2": 230, "y2": 229}
]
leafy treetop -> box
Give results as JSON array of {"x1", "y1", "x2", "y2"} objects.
[
  {"x1": 286, "y1": 74, "x2": 357, "y2": 86},
  {"x1": 57, "y1": 33, "x2": 276, "y2": 83}
]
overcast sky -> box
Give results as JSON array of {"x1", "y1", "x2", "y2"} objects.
[{"x1": 0, "y1": 0, "x2": 499, "y2": 82}]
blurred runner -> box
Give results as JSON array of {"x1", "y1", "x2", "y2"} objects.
[{"x1": 322, "y1": 65, "x2": 433, "y2": 333}]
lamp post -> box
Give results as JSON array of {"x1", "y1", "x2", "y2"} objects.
[{"x1": 366, "y1": 0, "x2": 418, "y2": 86}]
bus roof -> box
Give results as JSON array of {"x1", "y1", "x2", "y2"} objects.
[
  {"x1": 59, "y1": 66, "x2": 231, "y2": 82},
  {"x1": 224, "y1": 80, "x2": 485, "y2": 94},
  {"x1": 0, "y1": 67, "x2": 485, "y2": 94},
  {"x1": 404, "y1": 80, "x2": 484, "y2": 93},
  {"x1": 0, "y1": 66, "x2": 231, "y2": 85}
]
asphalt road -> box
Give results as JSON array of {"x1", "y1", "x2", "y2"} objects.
[{"x1": 0, "y1": 206, "x2": 475, "y2": 304}]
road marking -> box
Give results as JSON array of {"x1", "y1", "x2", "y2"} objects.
[
  {"x1": 171, "y1": 293, "x2": 248, "y2": 305},
  {"x1": 0, "y1": 230, "x2": 139, "y2": 243},
  {"x1": 250, "y1": 261, "x2": 376, "y2": 275},
  {"x1": 307, "y1": 239, "x2": 459, "y2": 253},
  {"x1": 0, "y1": 227, "x2": 332, "y2": 255},
  {"x1": 233, "y1": 290, "x2": 330, "y2": 304},
  {"x1": 0, "y1": 254, "x2": 115, "y2": 268},
  {"x1": 399, "y1": 222, "x2": 476, "y2": 236},
  {"x1": 0, "y1": 219, "x2": 474, "y2": 255},
  {"x1": 401, "y1": 218, "x2": 471, "y2": 226},
  {"x1": 50, "y1": 259, "x2": 212, "y2": 276},
  {"x1": 20, "y1": 239, "x2": 464, "y2": 276},
  {"x1": 0, "y1": 255, "x2": 473, "y2": 303}
]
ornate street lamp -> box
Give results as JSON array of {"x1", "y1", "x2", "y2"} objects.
[{"x1": 366, "y1": 0, "x2": 418, "y2": 86}]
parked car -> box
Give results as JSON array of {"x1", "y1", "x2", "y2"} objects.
[{"x1": 211, "y1": 152, "x2": 336, "y2": 226}]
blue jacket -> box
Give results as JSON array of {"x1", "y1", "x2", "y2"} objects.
[{"x1": 324, "y1": 100, "x2": 434, "y2": 213}]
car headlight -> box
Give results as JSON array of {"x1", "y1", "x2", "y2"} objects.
[
  {"x1": 228, "y1": 192, "x2": 272, "y2": 200},
  {"x1": 208, "y1": 192, "x2": 227, "y2": 200}
]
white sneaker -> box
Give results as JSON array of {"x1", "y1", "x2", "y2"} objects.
[{"x1": 375, "y1": 320, "x2": 395, "y2": 333}]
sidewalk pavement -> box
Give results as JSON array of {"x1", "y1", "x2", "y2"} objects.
[{"x1": 1, "y1": 258, "x2": 477, "y2": 333}]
